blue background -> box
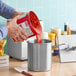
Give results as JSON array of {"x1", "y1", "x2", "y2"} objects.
[{"x1": 0, "y1": 0, "x2": 76, "y2": 32}]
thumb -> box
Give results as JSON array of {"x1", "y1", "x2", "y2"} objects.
[
  {"x1": 19, "y1": 12, "x2": 26, "y2": 15},
  {"x1": 12, "y1": 15, "x2": 20, "y2": 22}
]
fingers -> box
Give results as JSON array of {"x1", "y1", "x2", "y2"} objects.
[
  {"x1": 14, "y1": 35, "x2": 27, "y2": 43},
  {"x1": 19, "y1": 33, "x2": 27, "y2": 40},
  {"x1": 19, "y1": 12, "x2": 26, "y2": 15},
  {"x1": 19, "y1": 26, "x2": 28, "y2": 37},
  {"x1": 13, "y1": 36, "x2": 24, "y2": 43},
  {"x1": 13, "y1": 10, "x2": 26, "y2": 18},
  {"x1": 12, "y1": 34, "x2": 24, "y2": 43},
  {"x1": 12, "y1": 15, "x2": 20, "y2": 22},
  {"x1": 12, "y1": 26, "x2": 28, "y2": 42},
  {"x1": 18, "y1": 28, "x2": 28, "y2": 41},
  {"x1": 21, "y1": 30, "x2": 28, "y2": 38}
]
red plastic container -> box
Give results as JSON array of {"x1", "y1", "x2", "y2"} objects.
[{"x1": 17, "y1": 11, "x2": 42, "y2": 38}]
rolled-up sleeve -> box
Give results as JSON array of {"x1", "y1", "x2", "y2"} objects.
[
  {"x1": 0, "y1": 25, "x2": 8, "y2": 40},
  {"x1": 0, "y1": 0, "x2": 15, "y2": 19}
]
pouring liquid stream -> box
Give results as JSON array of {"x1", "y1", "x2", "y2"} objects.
[{"x1": 36, "y1": 34, "x2": 42, "y2": 43}]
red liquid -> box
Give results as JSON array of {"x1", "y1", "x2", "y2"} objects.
[
  {"x1": 30, "y1": 12, "x2": 42, "y2": 43},
  {"x1": 36, "y1": 34, "x2": 42, "y2": 43}
]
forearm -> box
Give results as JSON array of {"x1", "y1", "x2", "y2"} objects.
[
  {"x1": 0, "y1": 0, "x2": 15, "y2": 19},
  {"x1": 0, "y1": 25, "x2": 8, "y2": 40}
]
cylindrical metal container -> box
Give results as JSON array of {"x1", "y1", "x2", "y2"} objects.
[{"x1": 27, "y1": 39, "x2": 52, "y2": 71}]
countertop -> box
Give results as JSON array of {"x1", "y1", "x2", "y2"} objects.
[{"x1": 0, "y1": 55, "x2": 76, "y2": 76}]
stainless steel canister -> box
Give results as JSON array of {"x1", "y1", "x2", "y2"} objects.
[{"x1": 27, "y1": 39, "x2": 52, "y2": 71}]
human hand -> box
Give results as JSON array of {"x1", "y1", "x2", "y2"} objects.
[
  {"x1": 12, "y1": 10, "x2": 25, "y2": 18},
  {"x1": 6, "y1": 15, "x2": 28, "y2": 42}
]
